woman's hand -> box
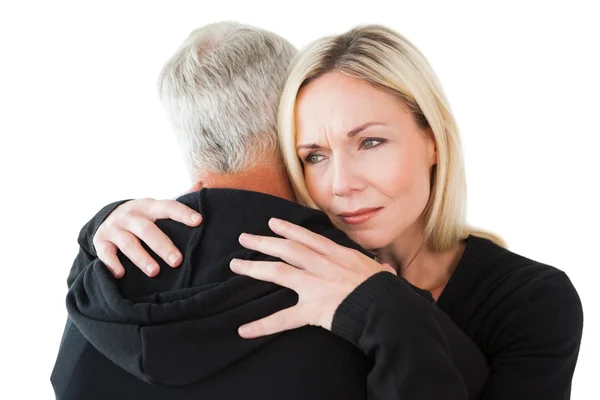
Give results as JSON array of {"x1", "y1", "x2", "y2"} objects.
[
  {"x1": 230, "y1": 217, "x2": 396, "y2": 339},
  {"x1": 94, "y1": 198, "x2": 202, "y2": 278}
]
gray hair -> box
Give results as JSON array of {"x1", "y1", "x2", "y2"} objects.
[{"x1": 157, "y1": 22, "x2": 297, "y2": 177}]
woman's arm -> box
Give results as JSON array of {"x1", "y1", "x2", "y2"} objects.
[
  {"x1": 477, "y1": 271, "x2": 582, "y2": 399},
  {"x1": 232, "y1": 219, "x2": 489, "y2": 399},
  {"x1": 73, "y1": 206, "x2": 489, "y2": 398},
  {"x1": 333, "y1": 261, "x2": 582, "y2": 400},
  {"x1": 333, "y1": 271, "x2": 488, "y2": 399}
]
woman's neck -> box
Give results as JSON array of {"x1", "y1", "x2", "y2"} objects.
[{"x1": 379, "y1": 223, "x2": 464, "y2": 300}]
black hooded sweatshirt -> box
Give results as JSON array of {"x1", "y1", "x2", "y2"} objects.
[{"x1": 51, "y1": 189, "x2": 491, "y2": 399}]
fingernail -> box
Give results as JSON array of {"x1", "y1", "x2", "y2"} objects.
[
  {"x1": 229, "y1": 259, "x2": 243, "y2": 271},
  {"x1": 269, "y1": 218, "x2": 282, "y2": 228},
  {"x1": 191, "y1": 213, "x2": 202, "y2": 223},
  {"x1": 113, "y1": 269, "x2": 124, "y2": 279},
  {"x1": 238, "y1": 233, "x2": 250, "y2": 244},
  {"x1": 239, "y1": 325, "x2": 252, "y2": 336},
  {"x1": 168, "y1": 253, "x2": 180, "y2": 267},
  {"x1": 145, "y1": 264, "x2": 157, "y2": 275}
]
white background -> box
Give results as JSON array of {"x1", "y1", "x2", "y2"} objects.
[{"x1": 1, "y1": 0, "x2": 598, "y2": 398}]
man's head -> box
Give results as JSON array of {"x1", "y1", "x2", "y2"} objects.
[{"x1": 157, "y1": 22, "x2": 297, "y2": 197}]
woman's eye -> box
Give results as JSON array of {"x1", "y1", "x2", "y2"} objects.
[
  {"x1": 360, "y1": 139, "x2": 384, "y2": 150},
  {"x1": 305, "y1": 154, "x2": 325, "y2": 164}
]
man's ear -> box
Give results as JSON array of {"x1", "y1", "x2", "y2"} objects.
[{"x1": 186, "y1": 181, "x2": 204, "y2": 194}]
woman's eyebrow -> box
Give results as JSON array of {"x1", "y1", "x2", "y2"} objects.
[
  {"x1": 296, "y1": 143, "x2": 321, "y2": 150},
  {"x1": 297, "y1": 122, "x2": 386, "y2": 150},
  {"x1": 346, "y1": 121, "x2": 386, "y2": 137}
]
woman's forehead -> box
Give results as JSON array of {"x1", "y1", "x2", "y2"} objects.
[{"x1": 295, "y1": 76, "x2": 411, "y2": 143}]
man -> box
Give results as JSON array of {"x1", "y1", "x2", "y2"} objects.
[{"x1": 51, "y1": 22, "x2": 487, "y2": 399}]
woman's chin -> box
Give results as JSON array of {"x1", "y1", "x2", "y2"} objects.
[{"x1": 347, "y1": 230, "x2": 393, "y2": 252}]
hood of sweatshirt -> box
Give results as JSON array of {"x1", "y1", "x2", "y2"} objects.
[{"x1": 66, "y1": 188, "x2": 367, "y2": 386}]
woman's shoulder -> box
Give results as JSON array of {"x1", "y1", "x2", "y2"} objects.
[
  {"x1": 439, "y1": 235, "x2": 582, "y2": 352},
  {"x1": 457, "y1": 235, "x2": 573, "y2": 293}
]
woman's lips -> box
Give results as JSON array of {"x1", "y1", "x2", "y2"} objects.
[{"x1": 338, "y1": 207, "x2": 383, "y2": 225}]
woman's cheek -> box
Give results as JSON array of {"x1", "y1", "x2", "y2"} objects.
[
  {"x1": 305, "y1": 166, "x2": 330, "y2": 207},
  {"x1": 363, "y1": 147, "x2": 404, "y2": 186}
]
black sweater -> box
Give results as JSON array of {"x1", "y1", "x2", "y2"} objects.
[
  {"x1": 52, "y1": 189, "x2": 582, "y2": 399},
  {"x1": 51, "y1": 189, "x2": 488, "y2": 399}
]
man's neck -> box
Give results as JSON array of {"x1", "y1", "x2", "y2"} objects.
[{"x1": 188, "y1": 160, "x2": 296, "y2": 202}]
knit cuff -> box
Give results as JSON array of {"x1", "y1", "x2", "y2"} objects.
[{"x1": 331, "y1": 271, "x2": 399, "y2": 345}]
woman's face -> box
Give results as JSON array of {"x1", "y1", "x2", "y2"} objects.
[{"x1": 295, "y1": 72, "x2": 437, "y2": 250}]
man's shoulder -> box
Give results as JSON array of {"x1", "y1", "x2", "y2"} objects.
[{"x1": 170, "y1": 188, "x2": 369, "y2": 256}]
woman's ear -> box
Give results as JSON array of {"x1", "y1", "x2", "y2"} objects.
[{"x1": 426, "y1": 128, "x2": 437, "y2": 167}]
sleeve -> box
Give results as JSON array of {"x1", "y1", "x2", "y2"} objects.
[
  {"x1": 332, "y1": 271, "x2": 488, "y2": 400},
  {"x1": 479, "y1": 271, "x2": 583, "y2": 400},
  {"x1": 66, "y1": 200, "x2": 131, "y2": 288}
]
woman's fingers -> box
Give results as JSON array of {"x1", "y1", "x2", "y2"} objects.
[
  {"x1": 126, "y1": 216, "x2": 183, "y2": 268},
  {"x1": 94, "y1": 198, "x2": 201, "y2": 277},
  {"x1": 238, "y1": 233, "x2": 333, "y2": 276},
  {"x1": 111, "y1": 231, "x2": 160, "y2": 277},
  {"x1": 268, "y1": 218, "x2": 388, "y2": 275},
  {"x1": 95, "y1": 242, "x2": 125, "y2": 279},
  {"x1": 121, "y1": 199, "x2": 201, "y2": 268},
  {"x1": 231, "y1": 219, "x2": 394, "y2": 341},
  {"x1": 142, "y1": 198, "x2": 203, "y2": 227},
  {"x1": 267, "y1": 218, "x2": 342, "y2": 257},
  {"x1": 237, "y1": 306, "x2": 308, "y2": 339},
  {"x1": 229, "y1": 259, "x2": 309, "y2": 291},
  {"x1": 229, "y1": 259, "x2": 318, "y2": 338}
]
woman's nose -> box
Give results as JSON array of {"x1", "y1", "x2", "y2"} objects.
[{"x1": 332, "y1": 159, "x2": 364, "y2": 197}]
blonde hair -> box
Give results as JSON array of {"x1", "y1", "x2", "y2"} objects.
[{"x1": 278, "y1": 24, "x2": 505, "y2": 251}]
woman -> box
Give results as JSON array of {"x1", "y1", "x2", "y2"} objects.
[{"x1": 86, "y1": 25, "x2": 583, "y2": 398}]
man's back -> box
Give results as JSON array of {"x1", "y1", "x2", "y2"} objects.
[{"x1": 51, "y1": 189, "x2": 371, "y2": 399}]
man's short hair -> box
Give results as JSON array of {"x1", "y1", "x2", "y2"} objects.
[{"x1": 157, "y1": 22, "x2": 297, "y2": 178}]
